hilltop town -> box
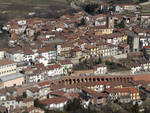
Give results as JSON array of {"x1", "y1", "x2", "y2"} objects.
[{"x1": 0, "y1": 0, "x2": 150, "y2": 113}]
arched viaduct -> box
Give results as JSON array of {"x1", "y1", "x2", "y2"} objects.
[{"x1": 50, "y1": 75, "x2": 134, "y2": 86}]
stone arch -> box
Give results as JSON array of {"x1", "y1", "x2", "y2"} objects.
[
  {"x1": 73, "y1": 79, "x2": 76, "y2": 84},
  {"x1": 93, "y1": 78, "x2": 96, "y2": 82},
  {"x1": 69, "y1": 79, "x2": 72, "y2": 84},
  {"x1": 127, "y1": 77, "x2": 130, "y2": 82},
  {"x1": 109, "y1": 78, "x2": 112, "y2": 82},
  {"x1": 105, "y1": 78, "x2": 109, "y2": 82},
  {"x1": 85, "y1": 78, "x2": 88, "y2": 82},
  {"x1": 62, "y1": 80, "x2": 65, "y2": 84},
  {"x1": 58, "y1": 81, "x2": 61, "y2": 84},
  {"x1": 81, "y1": 78, "x2": 84, "y2": 82},
  {"x1": 120, "y1": 77, "x2": 123, "y2": 82},
  {"x1": 65, "y1": 79, "x2": 68, "y2": 84},
  {"x1": 123, "y1": 78, "x2": 126, "y2": 83},
  {"x1": 113, "y1": 77, "x2": 116, "y2": 82},
  {"x1": 89, "y1": 78, "x2": 92, "y2": 82},
  {"x1": 77, "y1": 79, "x2": 80, "y2": 83},
  {"x1": 117, "y1": 77, "x2": 119, "y2": 82}
]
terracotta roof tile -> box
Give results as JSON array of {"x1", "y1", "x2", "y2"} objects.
[
  {"x1": 40, "y1": 97, "x2": 68, "y2": 105},
  {"x1": 106, "y1": 87, "x2": 139, "y2": 94},
  {"x1": 0, "y1": 59, "x2": 15, "y2": 66},
  {"x1": 38, "y1": 81, "x2": 50, "y2": 87}
]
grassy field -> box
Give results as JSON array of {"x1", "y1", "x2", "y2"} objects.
[
  {"x1": 0, "y1": 0, "x2": 67, "y2": 4},
  {"x1": 0, "y1": 0, "x2": 70, "y2": 24}
]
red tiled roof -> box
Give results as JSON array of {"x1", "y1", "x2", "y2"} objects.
[
  {"x1": 47, "y1": 64, "x2": 62, "y2": 70},
  {"x1": 23, "y1": 97, "x2": 34, "y2": 103},
  {"x1": 49, "y1": 91, "x2": 65, "y2": 97},
  {"x1": 40, "y1": 97, "x2": 68, "y2": 105},
  {"x1": 64, "y1": 92, "x2": 79, "y2": 99},
  {"x1": 0, "y1": 59, "x2": 15, "y2": 66},
  {"x1": 59, "y1": 59, "x2": 73, "y2": 65},
  {"x1": 106, "y1": 87, "x2": 139, "y2": 94},
  {"x1": 81, "y1": 87, "x2": 107, "y2": 98},
  {"x1": 38, "y1": 81, "x2": 50, "y2": 87},
  {"x1": 28, "y1": 87, "x2": 40, "y2": 93}
]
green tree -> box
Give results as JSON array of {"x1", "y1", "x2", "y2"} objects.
[
  {"x1": 64, "y1": 98, "x2": 99, "y2": 113},
  {"x1": 115, "y1": 20, "x2": 125, "y2": 28},
  {"x1": 119, "y1": 20, "x2": 125, "y2": 28},
  {"x1": 64, "y1": 98, "x2": 83, "y2": 112},
  {"x1": 80, "y1": 18, "x2": 86, "y2": 26},
  {"x1": 84, "y1": 3, "x2": 99, "y2": 15},
  {"x1": 22, "y1": 92, "x2": 27, "y2": 98},
  {"x1": 34, "y1": 99, "x2": 45, "y2": 110},
  {"x1": 132, "y1": 102, "x2": 139, "y2": 113}
]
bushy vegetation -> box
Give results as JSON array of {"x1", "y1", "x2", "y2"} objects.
[
  {"x1": 132, "y1": 0, "x2": 149, "y2": 3},
  {"x1": 83, "y1": 3, "x2": 99, "y2": 15},
  {"x1": 34, "y1": 99, "x2": 45, "y2": 110},
  {"x1": 73, "y1": 57, "x2": 102, "y2": 70},
  {"x1": 119, "y1": 102, "x2": 140, "y2": 113},
  {"x1": 64, "y1": 98, "x2": 99, "y2": 113},
  {"x1": 115, "y1": 20, "x2": 125, "y2": 29},
  {"x1": 105, "y1": 60, "x2": 129, "y2": 72},
  {"x1": 64, "y1": 99, "x2": 143, "y2": 113},
  {"x1": 32, "y1": 97, "x2": 149, "y2": 113},
  {"x1": 22, "y1": 92, "x2": 27, "y2": 98}
]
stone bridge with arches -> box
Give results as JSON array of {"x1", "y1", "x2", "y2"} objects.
[{"x1": 50, "y1": 75, "x2": 134, "y2": 85}]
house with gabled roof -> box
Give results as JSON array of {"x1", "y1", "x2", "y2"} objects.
[
  {"x1": 59, "y1": 59, "x2": 73, "y2": 75},
  {"x1": 105, "y1": 87, "x2": 140, "y2": 102},
  {"x1": 47, "y1": 64, "x2": 63, "y2": 77},
  {"x1": 40, "y1": 97, "x2": 68, "y2": 110}
]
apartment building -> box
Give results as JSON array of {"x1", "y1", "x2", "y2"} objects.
[
  {"x1": 0, "y1": 59, "x2": 17, "y2": 77},
  {"x1": 106, "y1": 87, "x2": 140, "y2": 102}
]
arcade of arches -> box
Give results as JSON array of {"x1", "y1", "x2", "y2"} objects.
[{"x1": 50, "y1": 75, "x2": 134, "y2": 85}]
